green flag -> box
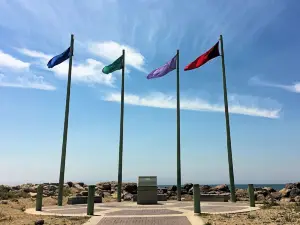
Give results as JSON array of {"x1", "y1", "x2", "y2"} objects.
[{"x1": 102, "y1": 55, "x2": 124, "y2": 74}]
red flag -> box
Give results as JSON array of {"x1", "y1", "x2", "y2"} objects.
[{"x1": 184, "y1": 41, "x2": 220, "y2": 71}]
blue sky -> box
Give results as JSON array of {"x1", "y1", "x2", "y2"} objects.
[{"x1": 0, "y1": 0, "x2": 299, "y2": 185}]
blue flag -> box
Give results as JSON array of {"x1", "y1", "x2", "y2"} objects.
[
  {"x1": 47, "y1": 47, "x2": 71, "y2": 68},
  {"x1": 147, "y1": 55, "x2": 177, "y2": 79}
]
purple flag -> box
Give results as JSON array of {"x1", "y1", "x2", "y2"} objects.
[{"x1": 147, "y1": 55, "x2": 177, "y2": 79}]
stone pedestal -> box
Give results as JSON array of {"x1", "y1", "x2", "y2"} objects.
[{"x1": 67, "y1": 195, "x2": 102, "y2": 204}]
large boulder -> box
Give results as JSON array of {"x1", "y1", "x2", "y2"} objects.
[
  {"x1": 66, "y1": 181, "x2": 73, "y2": 187},
  {"x1": 285, "y1": 183, "x2": 296, "y2": 189},
  {"x1": 124, "y1": 183, "x2": 137, "y2": 194},
  {"x1": 294, "y1": 196, "x2": 300, "y2": 202},
  {"x1": 123, "y1": 193, "x2": 133, "y2": 201},
  {"x1": 102, "y1": 183, "x2": 112, "y2": 191},
  {"x1": 212, "y1": 184, "x2": 230, "y2": 192},
  {"x1": 290, "y1": 188, "x2": 300, "y2": 198},
  {"x1": 263, "y1": 187, "x2": 276, "y2": 193},
  {"x1": 183, "y1": 183, "x2": 193, "y2": 192},
  {"x1": 168, "y1": 185, "x2": 177, "y2": 192},
  {"x1": 270, "y1": 192, "x2": 282, "y2": 200},
  {"x1": 279, "y1": 188, "x2": 291, "y2": 197},
  {"x1": 256, "y1": 194, "x2": 265, "y2": 201},
  {"x1": 200, "y1": 185, "x2": 211, "y2": 193},
  {"x1": 188, "y1": 187, "x2": 193, "y2": 195},
  {"x1": 236, "y1": 189, "x2": 248, "y2": 198}
]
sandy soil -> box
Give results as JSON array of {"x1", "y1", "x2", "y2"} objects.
[
  {"x1": 0, "y1": 197, "x2": 89, "y2": 225},
  {"x1": 202, "y1": 203, "x2": 300, "y2": 225}
]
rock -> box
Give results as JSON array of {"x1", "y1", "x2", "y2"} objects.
[
  {"x1": 270, "y1": 192, "x2": 282, "y2": 200},
  {"x1": 29, "y1": 192, "x2": 37, "y2": 198},
  {"x1": 188, "y1": 187, "x2": 193, "y2": 195},
  {"x1": 102, "y1": 191, "x2": 111, "y2": 197},
  {"x1": 102, "y1": 183, "x2": 111, "y2": 191},
  {"x1": 255, "y1": 189, "x2": 269, "y2": 197},
  {"x1": 34, "y1": 219, "x2": 44, "y2": 225},
  {"x1": 77, "y1": 182, "x2": 85, "y2": 187},
  {"x1": 279, "y1": 188, "x2": 291, "y2": 197},
  {"x1": 168, "y1": 185, "x2": 177, "y2": 192},
  {"x1": 11, "y1": 185, "x2": 20, "y2": 191},
  {"x1": 285, "y1": 183, "x2": 296, "y2": 189},
  {"x1": 212, "y1": 184, "x2": 230, "y2": 192},
  {"x1": 296, "y1": 182, "x2": 300, "y2": 189},
  {"x1": 66, "y1": 181, "x2": 73, "y2": 187},
  {"x1": 263, "y1": 187, "x2": 276, "y2": 193},
  {"x1": 0, "y1": 200, "x2": 8, "y2": 204},
  {"x1": 290, "y1": 188, "x2": 300, "y2": 198},
  {"x1": 81, "y1": 191, "x2": 88, "y2": 197},
  {"x1": 200, "y1": 185, "x2": 211, "y2": 193},
  {"x1": 181, "y1": 189, "x2": 188, "y2": 195},
  {"x1": 294, "y1": 196, "x2": 300, "y2": 202},
  {"x1": 73, "y1": 184, "x2": 84, "y2": 190},
  {"x1": 280, "y1": 197, "x2": 291, "y2": 203},
  {"x1": 256, "y1": 194, "x2": 265, "y2": 201},
  {"x1": 123, "y1": 193, "x2": 133, "y2": 201},
  {"x1": 124, "y1": 183, "x2": 137, "y2": 194},
  {"x1": 183, "y1": 183, "x2": 193, "y2": 192},
  {"x1": 236, "y1": 189, "x2": 248, "y2": 198}
]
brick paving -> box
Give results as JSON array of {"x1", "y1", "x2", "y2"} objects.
[
  {"x1": 96, "y1": 216, "x2": 192, "y2": 225},
  {"x1": 106, "y1": 209, "x2": 183, "y2": 215},
  {"x1": 45, "y1": 208, "x2": 105, "y2": 214}
]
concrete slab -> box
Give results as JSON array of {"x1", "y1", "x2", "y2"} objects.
[
  {"x1": 25, "y1": 201, "x2": 260, "y2": 225},
  {"x1": 96, "y1": 216, "x2": 192, "y2": 225}
]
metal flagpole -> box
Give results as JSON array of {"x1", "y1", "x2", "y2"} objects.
[
  {"x1": 219, "y1": 34, "x2": 236, "y2": 203},
  {"x1": 58, "y1": 34, "x2": 74, "y2": 206},
  {"x1": 117, "y1": 49, "x2": 125, "y2": 202},
  {"x1": 176, "y1": 49, "x2": 182, "y2": 201}
]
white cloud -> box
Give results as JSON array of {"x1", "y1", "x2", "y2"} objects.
[
  {"x1": 89, "y1": 41, "x2": 146, "y2": 73},
  {"x1": 102, "y1": 91, "x2": 281, "y2": 119},
  {"x1": 17, "y1": 48, "x2": 49, "y2": 60},
  {"x1": 249, "y1": 76, "x2": 300, "y2": 93},
  {"x1": 0, "y1": 50, "x2": 30, "y2": 70},
  {"x1": 52, "y1": 58, "x2": 116, "y2": 87},
  {"x1": 0, "y1": 73, "x2": 55, "y2": 91},
  {"x1": 17, "y1": 48, "x2": 116, "y2": 87}
]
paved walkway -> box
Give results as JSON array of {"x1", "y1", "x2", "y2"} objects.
[{"x1": 26, "y1": 201, "x2": 260, "y2": 225}]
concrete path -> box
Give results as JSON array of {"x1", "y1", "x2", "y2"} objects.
[{"x1": 26, "y1": 201, "x2": 260, "y2": 225}]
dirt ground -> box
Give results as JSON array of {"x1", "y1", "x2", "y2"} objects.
[
  {"x1": 0, "y1": 197, "x2": 89, "y2": 225},
  {"x1": 202, "y1": 203, "x2": 300, "y2": 225}
]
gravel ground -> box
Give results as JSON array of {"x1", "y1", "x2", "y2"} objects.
[
  {"x1": 202, "y1": 203, "x2": 300, "y2": 225},
  {"x1": 0, "y1": 197, "x2": 89, "y2": 225}
]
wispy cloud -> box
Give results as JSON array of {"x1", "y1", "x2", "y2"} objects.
[
  {"x1": 102, "y1": 91, "x2": 281, "y2": 119},
  {"x1": 17, "y1": 48, "x2": 116, "y2": 87},
  {"x1": 0, "y1": 50, "x2": 55, "y2": 91},
  {"x1": 249, "y1": 76, "x2": 300, "y2": 93},
  {"x1": 0, "y1": 50, "x2": 30, "y2": 70},
  {"x1": 0, "y1": 73, "x2": 55, "y2": 91},
  {"x1": 89, "y1": 41, "x2": 147, "y2": 73}
]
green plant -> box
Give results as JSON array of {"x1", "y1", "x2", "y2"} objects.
[{"x1": 63, "y1": 187, "x2": 72, "y2": 197}]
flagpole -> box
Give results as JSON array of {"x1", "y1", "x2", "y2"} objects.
[
  {"x1": 58, "y1": 34, "x2": 74, "y2": 206},
  {"x1": 176, "y1": 49, "x2": 181, "y2": 201},
  {"x1": 219, "y1": 34, "x2": 236, "y2": 203},
  {"x1": 117, "y1": 49, "x2": 125, "y2": 202}
]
